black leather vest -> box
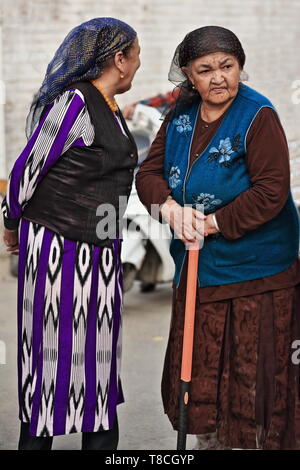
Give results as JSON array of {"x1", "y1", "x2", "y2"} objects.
[{"x1": 23, "y1": 81, "x2": 138, "y2": 247}]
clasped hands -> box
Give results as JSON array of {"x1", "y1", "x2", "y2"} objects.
[
  {"x1": 160, "y1": 198, "x2": 219, "y2": 245},
  {"x1": 2, "y1": 199, "x2": 219, "y2": 254}
]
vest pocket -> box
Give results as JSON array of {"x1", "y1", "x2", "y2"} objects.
[{"x1": 210, "y1": 240, "x2": 256, "y2": 267}]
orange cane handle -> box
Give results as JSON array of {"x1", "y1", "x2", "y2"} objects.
[{"x1": 180, "y1": 245, "x2": 200, "y2": 382}]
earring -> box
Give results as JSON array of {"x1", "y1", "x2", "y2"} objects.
[
  {"x1": 120, "y1": 74, "x2": 124, "y2": 79},
  {"x1": 192, "y1": 85, "x2": 195, "y2": 89}
]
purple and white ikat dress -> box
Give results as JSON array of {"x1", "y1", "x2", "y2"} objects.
[{"x1": 2, "y1": 89, "x2": 124, "y2": 437}]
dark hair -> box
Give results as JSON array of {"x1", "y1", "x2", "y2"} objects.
[
  {"x1": 96, "y1": 38, "x2": 135, "y2": 71},
  {"x1": 122, "y1": 40, "x2": 135, "y2": 57},
  {"x1": 166, "y1": 26, "x2": 245, "y2": 116},
  {"x1": 178, "y1": 26, "x2": 245, "y2": 69}
]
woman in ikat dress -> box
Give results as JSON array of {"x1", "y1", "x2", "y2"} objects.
[{"x1": 2, "y1": 17, "x2": 140, "y2": 450}]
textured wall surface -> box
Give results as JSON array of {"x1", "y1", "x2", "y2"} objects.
[{"x1": 1, "y1": 0, "x2": 300, "y2": 199}]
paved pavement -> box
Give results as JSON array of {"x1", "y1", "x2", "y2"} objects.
[{"x1": 0, "y1": 256, "x2": 195, "y2": 450}]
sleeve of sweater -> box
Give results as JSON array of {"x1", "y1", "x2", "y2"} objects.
[
  {"x1": 215, "y1": 107, "x2": 291, "y2": 240},
  {"x1": 135, "y1": 118, "x2": 172, "y2": 220}
]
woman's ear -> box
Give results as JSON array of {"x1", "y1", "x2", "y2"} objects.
[
  {"x1": 181, "y1": 66, "x2": 193, "y2": 85},
  {"x1": 114, "y1": 51, "x2": 125, "y2": 74}
]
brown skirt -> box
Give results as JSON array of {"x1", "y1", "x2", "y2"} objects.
[{"x1": 161, "y1": 274, "x2": 300, "y2": 449}]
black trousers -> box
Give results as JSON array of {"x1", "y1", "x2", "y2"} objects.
[{"x1": 18, "y1": 417, "x2": 119, "y2": 450}]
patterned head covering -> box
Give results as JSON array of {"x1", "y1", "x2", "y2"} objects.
[
  {"x1": 167, "y1": 26, "x2": 245, "y2": 115},
  {"x1": 26, "y1": 17, "x2": 137, "y2": 138}
]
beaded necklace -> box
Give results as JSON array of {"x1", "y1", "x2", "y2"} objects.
[{"x1": 92, "y1": 82, "x2": 118, "y2": 113}]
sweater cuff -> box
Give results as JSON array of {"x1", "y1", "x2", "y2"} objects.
[
  {"x1": 214, "y1": 208, "x2": 241, "y2": 240},
  {"x1": 212, "y1": 213, "x2": 220, "y2": 232},
  {"x1": 213, "y1": 208, "x2": 231, "y2": 239},
  {"x1": 3, "y1": 215, "x2": 20, "y2": 230}
]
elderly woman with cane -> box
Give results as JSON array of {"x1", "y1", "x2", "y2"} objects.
[
  {"x1": 2, "y1": 17, "x2": 140, "y2": 450},
  {"x1": 136, "y1": 26, "x2": 300, "y2": 450}
]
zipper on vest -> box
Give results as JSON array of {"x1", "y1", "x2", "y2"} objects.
[
  {"x1": 182, "y1": 105, "x2": 229, "y2": 204},
  {"x1": 182, "y1": 104, "x2": 201, "y2": 204}
]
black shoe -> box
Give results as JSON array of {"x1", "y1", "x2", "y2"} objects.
[{"x1": 140, "y1": 282, "x2": 156, "y2": 293}]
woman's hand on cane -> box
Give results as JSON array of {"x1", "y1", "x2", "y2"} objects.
[
  {"x1": 160, "y1": 197, "x2": 205, "y2": 244},
  {"x1": 3, "y1": 228, "x2": 19, "y2": 255}
]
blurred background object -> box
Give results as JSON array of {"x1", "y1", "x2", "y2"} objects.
[{"x1": 122, "y1": 104, "x2": 175, "y2": 293}]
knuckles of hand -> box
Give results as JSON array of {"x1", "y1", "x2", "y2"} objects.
[{"x1": 162, "y1": 203, "x2": 218, "y2": 240}]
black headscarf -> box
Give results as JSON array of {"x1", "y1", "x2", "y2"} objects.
[{"x1": 167, "y1": 26, "x2": 245, "y2": 115}]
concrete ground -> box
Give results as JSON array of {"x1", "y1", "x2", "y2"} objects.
[{"x1": 0, "y1": 256, "x2": 194, "y2": 450}]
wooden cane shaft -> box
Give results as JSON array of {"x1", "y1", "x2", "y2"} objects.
[{"x1": 180, "y1": 247, "x2": 199, "y2": 382}]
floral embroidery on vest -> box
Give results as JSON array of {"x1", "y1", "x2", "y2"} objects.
[
  {"x1": 169, "y1": 166, "x2": 181, "y2": 188},
  {"x1": 208, "y1": 134, "x2": 242, "y2": 168},
  {"x1": 192, "y1": 193, "x2": 223, "y2": 211},
  {"x1": 174, "y1": 115, "x2": 192, "y2": 135}
]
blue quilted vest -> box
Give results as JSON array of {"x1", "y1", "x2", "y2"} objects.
[{"x1": 164, "y1": 83, "x2": 299, "y2": 288}]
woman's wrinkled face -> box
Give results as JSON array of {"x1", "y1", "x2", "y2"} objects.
[{"x1": 183, "y1": 51, "x2": 241, "y2": 106}]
